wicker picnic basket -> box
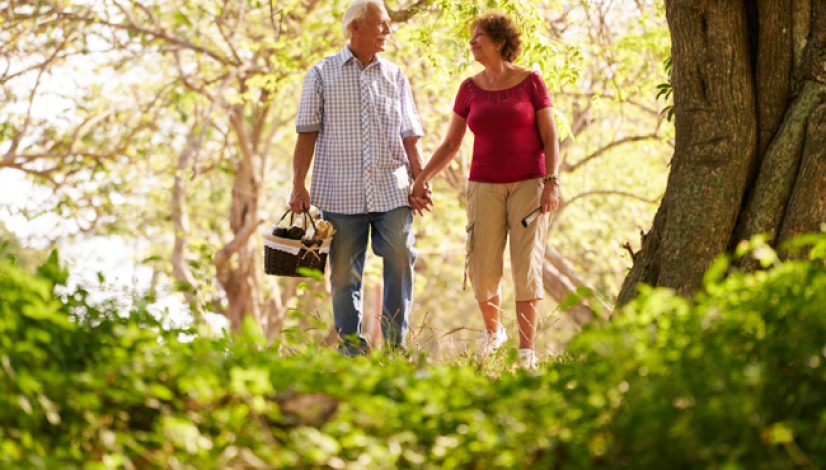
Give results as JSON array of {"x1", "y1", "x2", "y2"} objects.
[{"x1": 263, "y1": 209, "x2": 333, "y2": 277}]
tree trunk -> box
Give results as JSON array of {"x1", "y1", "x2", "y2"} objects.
[
  {"x1": 215, "y1": 154, "x2": 262, "y2": 330},
  {"x1": 215, "y1": 105, "x2": 266, "y2": 331},
  {"x1": 170, "y1": 124, "x2": 201, "y2": 319},
  {"x1": 618, "y1": 1, "x2": 826, "y2": 306}
]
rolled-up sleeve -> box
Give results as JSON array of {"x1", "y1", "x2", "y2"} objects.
[
  {"x1": 398, "y1": 73, "x2": 423, "y2": 138},
  {"x1": 296, "y1": 67, "x2": 323, "y2": 132}
]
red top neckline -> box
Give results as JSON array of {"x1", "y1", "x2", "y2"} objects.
[{"x1": 468, "y1": 71, "x2": 537, "y2": 94}]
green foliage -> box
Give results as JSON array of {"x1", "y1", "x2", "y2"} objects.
[
  {"x1": 657, "y1": 56, "x2": 674, "y2": 121},
  {"x1": 2, "y1": 235, "x2": 825, "y2": 468}
]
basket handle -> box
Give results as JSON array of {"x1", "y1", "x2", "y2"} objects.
[
  {"x1": 302, "y1": 210, "x2": 318, "y2": 233},
  {"x1": 276, "y1": 209, "x2": 294, "y2": 227},
  {"x1": 276, "y1": 209, "x2": 318, "y2": 233}
]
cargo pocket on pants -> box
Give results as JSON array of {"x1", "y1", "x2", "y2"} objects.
[{"x1": 464, "y1": 222, "x2": 474, "y2": 291}]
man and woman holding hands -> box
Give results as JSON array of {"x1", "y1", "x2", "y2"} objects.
[{"x1": 289, "y1": 0, "x2": 560, "y2": 368}]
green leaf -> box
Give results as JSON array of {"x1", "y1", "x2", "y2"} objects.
[
  {"x1": 702, "y1": 255, "x2": 730, "y2": 287},
  {"x1": 296, "y1": 267, "x2": 324, "y2": 280},
  {"x1": 559, "y1": 291, "x2": 584, "y2": 311},
  {"x1": 174, "y1": 11, "x2": 193, "y2": 28}
]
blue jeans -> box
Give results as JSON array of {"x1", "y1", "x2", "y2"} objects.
[{"x1": 322, "y1": 206, "x2": 416, "y2": 355}]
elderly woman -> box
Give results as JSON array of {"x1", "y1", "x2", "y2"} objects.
[{"x1": 411, "y1": 13, "x2": 560, "y2": 368}]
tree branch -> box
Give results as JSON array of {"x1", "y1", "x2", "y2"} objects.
[
  {"x1": 128, "y1": 0, "x2": 160, "y2": 26},
  {"x1": 556, "y1": 90, "x2": 661, "y2": 117},
  {"x1": 0, "y1": 42, "x2": 75, "y2": 85},
  {"x1": 3, "y1": 62, "x2": 47, "y2": 160},
  {"x1": 387, "y1": 0, "x2": 429, "y2": 23},
  {"x1": 214, "y1": 216, "x2": 264, "y2": 285},
  {"x1": 562, "y1": 133, "x2": 660, "y2": 172},
  {"x1": 563, "y1": 189, "x2": 661, "y2": 208},
  {"x1": 51, "y1": 7, "x2": 239, "y2": 66}
]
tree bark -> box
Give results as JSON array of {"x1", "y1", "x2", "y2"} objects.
[
  {"x1": 215, "y1": 104, "x2": 267, "y2": 331},
  {"x1": 778, "y1": 100, "x2": 826, "y2": 245},
  {"x1": 170, "y1": 124, "x2": 201, "y2": 318},
  {"x1": 618, "y1": 2, "x2": 826, "y2": 306}
]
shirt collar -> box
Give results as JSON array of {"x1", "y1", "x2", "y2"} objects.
[{"x1": 339, "y1": 46, "x2": 383, "y2": 69}]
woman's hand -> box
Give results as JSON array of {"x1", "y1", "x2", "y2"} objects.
[
  {"x1": 541, "y1": 183, "x2": 560, "y2": 213},
  {"x1": 407, "y1": 114, "x2": 468, "y2": 216}
]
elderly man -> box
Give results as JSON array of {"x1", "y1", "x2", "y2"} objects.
[{"x1": 289, "y1": 0, "x2": 428, "y2": 355}]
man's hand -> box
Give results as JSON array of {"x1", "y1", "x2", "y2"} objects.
[
  {"x1": 540, "y1": 183, "x2": 560, "y2": 213},
  {"x1": 290, "y1": 185, "x2": 311, "y2": 213}
]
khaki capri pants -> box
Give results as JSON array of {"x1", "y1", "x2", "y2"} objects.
[{"x1": 464, "y1": 178, "x2": 549, "y2": 302}]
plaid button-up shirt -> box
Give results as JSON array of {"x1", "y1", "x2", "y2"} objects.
[{"x1": 296, "y1": 47, "x2": 424, "y2": 214}]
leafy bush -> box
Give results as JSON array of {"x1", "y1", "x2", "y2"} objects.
[{"x1": 1, "y1": 236, "x2": 824, "y2": 469}]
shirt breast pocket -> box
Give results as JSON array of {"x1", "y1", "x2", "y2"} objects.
[{"x1": 374, "y1": 94, "x2": 401, "y2": 131}]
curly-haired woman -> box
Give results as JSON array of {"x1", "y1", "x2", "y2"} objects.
[{"x1": 411, "y1": 13, "x2": 560, "y2": 369}]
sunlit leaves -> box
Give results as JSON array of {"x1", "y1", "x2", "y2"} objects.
[{"x1": 3, "y1": 238, "x2": 826, "y2": 466}]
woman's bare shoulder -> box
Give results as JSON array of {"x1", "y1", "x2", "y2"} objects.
[{"x1": 512, "y1": 65, "x2": 532, "y2": 76}]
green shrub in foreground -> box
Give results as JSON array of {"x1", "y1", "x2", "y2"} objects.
[{"x1": 0, "y1": 236, "x2": 824, "y2": 469}]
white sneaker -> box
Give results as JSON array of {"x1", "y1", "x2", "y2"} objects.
[
  {"x1": 518, "y1": 349, "x2": 538, "y2": 369},
  {"x1": 478, "y1": 323, "x2": 507, "y2": 356}
]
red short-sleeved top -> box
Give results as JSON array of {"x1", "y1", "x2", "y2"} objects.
[{"x1": 453, "y1": 71, "x2": 553, "y2": 183}]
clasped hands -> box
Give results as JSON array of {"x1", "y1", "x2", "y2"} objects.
[{"x1": 408, "y1": 175, "x2": 433, "y2": 216}]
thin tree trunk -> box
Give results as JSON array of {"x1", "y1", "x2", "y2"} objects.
[
  {"x1": 171, "y1": 139, "x2": 200, "y2": 319},
  {"x1": 215, "y1": 106, "x2": 264, "y2": 330}
]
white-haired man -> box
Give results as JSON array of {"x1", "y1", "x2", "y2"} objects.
[{"x1": 290, "y1": 0, "x2": 428, "y2": 355}]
